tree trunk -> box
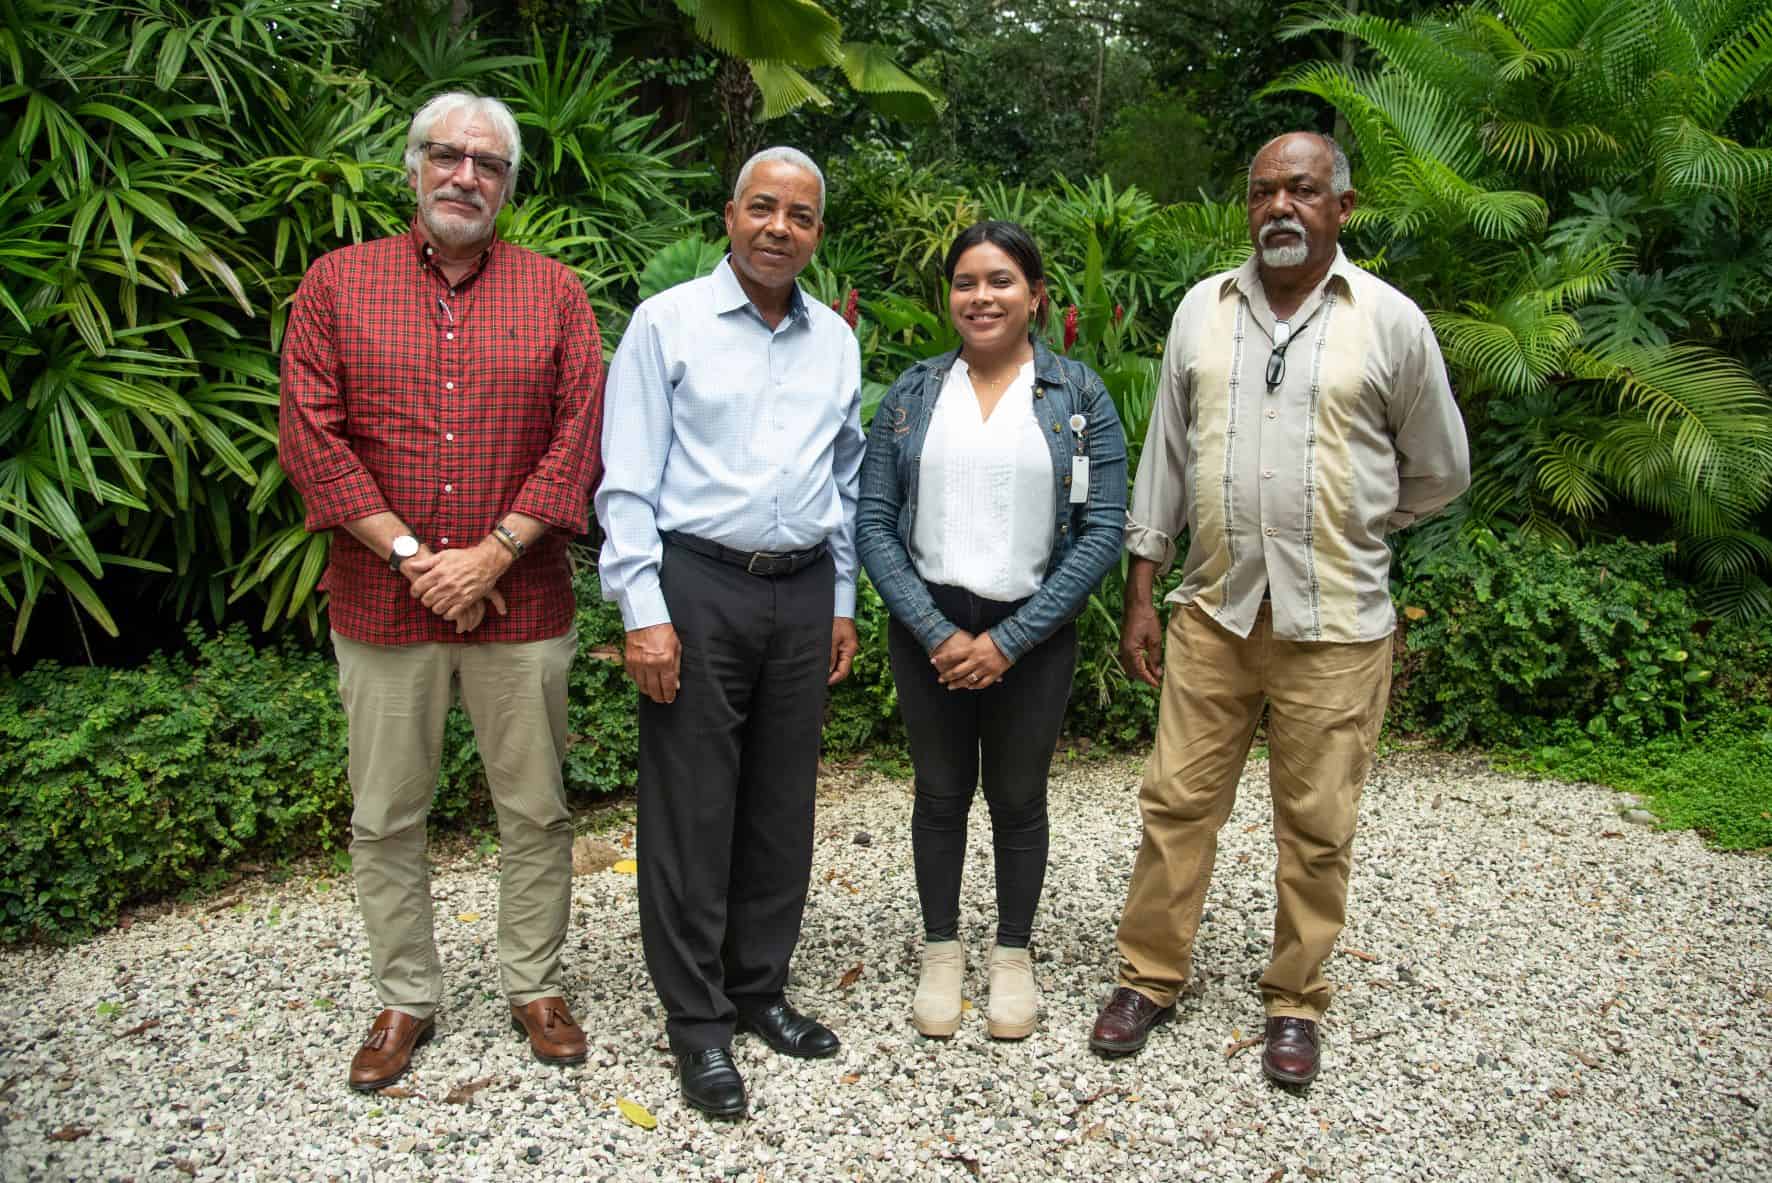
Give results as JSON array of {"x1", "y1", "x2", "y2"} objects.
[
  {"x1": 450, "y1": 0, "x2": 471, "y2": 33},
  {"x1": 716, "y1": 57, "x2": 764, "y2": 192}
]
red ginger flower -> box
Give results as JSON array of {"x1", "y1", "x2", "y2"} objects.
[
  {"x1": 843, "y1": 288, "x2": 859, "y2": 329},
  {"x1": 1113, "y1": 303, "x2": 1124, "y2": 325},
  {"x1": 1063, "y1": 305, "x2": 1079, "y2": 352}
]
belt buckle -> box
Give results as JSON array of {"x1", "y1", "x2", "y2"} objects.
[{"x1": 747, "y1": 550, "x2": 783, "y2": 575}]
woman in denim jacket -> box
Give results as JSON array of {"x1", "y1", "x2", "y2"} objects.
[{"x1": 857, "y1": 221, "x2": 1127, "y2": 1040}]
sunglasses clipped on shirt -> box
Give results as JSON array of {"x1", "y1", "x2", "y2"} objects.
[
  {"x1": 1265, "y1": 320, "x2": 1292, "y2": 393},
  {"x1": 420, "y1": 141, "x2": 512, "y2": 181}
]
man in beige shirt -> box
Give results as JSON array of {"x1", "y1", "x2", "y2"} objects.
[{"x1": 1088, "y1": 132, "x2": 1469, "y2": 1085}]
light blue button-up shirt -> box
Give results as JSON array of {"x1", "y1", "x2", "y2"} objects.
[{"x1": 595, "y1": 258, "x2": 865, "y2": 630}]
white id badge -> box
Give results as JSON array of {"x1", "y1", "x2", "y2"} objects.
[{"x1": 1070, "y1": 455, "x2": 1089, "y2": 503}]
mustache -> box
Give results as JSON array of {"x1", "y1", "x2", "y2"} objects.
[
  {"x1": 428, "y1": 186, "x2": 486, "y2": 211},
  {"x1": 1260, "y1": 217, "x2": 1306, "y2": 244}
]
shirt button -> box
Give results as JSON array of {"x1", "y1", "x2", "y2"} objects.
[
  {"x1": 446, "y1": 331, "x2": 455, "y2": 341},
  {"x1": 1264, "y1": 526, "x2": 1278, "y2": 537},
  {"x1": 439, "y1": 536, "x2": 450, "y2": 545},
  {"x1": 445, "y1": 432, "x2": 454, "y2": 442},
  {"x1": 445, "y1": 381, "x2": 454, "y2": 390},
  {"x1": 443, "y1": 483, "x2": 453, "y2": 493},
  {"x1": 1266, "y1": 409, "x2": 1278, "y2": 420},
  {"x1": 1262, "y1": 469, "x2": 1275, "y2": 479}
]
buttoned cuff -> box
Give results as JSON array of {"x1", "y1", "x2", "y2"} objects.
[
  {"x1": 618, "y1": 585, "x2": 671, "y2": 632},
  {"x1": 833, "y1": 580, "x2": 856, "y2": 619}
]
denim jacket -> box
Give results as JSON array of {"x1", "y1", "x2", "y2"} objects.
[{"x1": 856, "y1": 339, "x2": 1128, "y2": 664}]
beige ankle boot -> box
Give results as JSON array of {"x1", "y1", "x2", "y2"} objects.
[
  {"x1": 986, "y1": 944, "x2": 1038, "y2": 1039},
  {"x1": 912, "y1": 940, "x2": 965, "y2": 1037}
]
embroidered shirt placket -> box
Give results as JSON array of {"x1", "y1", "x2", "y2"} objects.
[
  {"x1": 1300, "y1": 292, "x2": 1339, "y2": 642},
  {"x1": 1221, "y1": 301, "x2": 1248, "y2": 604}
]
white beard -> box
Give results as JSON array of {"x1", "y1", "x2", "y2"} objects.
[{"x1": 1261, "y1": 240, "x2": 1310, "y2": 268}]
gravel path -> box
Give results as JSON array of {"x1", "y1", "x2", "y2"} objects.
[{"x1": 2, "y1": 751, "x2": 1768, "y2": 1181}]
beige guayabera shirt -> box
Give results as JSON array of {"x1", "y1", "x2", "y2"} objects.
[{"x1": 1128, "y1": 248, "x2": 1470, "y2": 643}]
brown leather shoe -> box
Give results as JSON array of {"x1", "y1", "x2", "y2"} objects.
[
  {"x1": 348, "y1": 1009, "x2": 434, "y2": 1092},
  {"x1": 1088, "y1": 987, "x2": 1175, "y2": 1056},
  {"x1": 1261, "y1": 1016, "x2": 1321, "y2": 1085},
  {"x1": 511, "y1": 997, "x2": 588, "y2": 1065}
]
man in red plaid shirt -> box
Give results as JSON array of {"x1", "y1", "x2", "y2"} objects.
[{"x1": 278, "y1": 91, "x2": 605, "y2": 1092}]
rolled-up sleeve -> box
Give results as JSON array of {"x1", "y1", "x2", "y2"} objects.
[
  {"x1": 1386, "y1": 313, "x2": 1470, "y2": 530},
  {"x1": 594, "y1": 304, "x2": 674, "y2": 631},
  {"x1": 509, "y1": 276, "x2": 607, "y2": 533},
  {"x1": 1125, "y1": 306, "x2": 1193, "y2": 570},
  {"x1": 278, "y1": 260, "x2": 390, "y2": 530}
]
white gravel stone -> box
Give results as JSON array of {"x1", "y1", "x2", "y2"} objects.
[{"x1": 0, "y1": 751, "x2": 1768, "y2": 1181}]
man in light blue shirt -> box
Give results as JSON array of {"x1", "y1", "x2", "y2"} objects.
[{"x1": 595, "y1": 146, "x2": 863, "y2": 1119}]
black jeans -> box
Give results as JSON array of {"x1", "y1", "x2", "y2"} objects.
[
  {"x1": 636, "y1": 540, "x2": 833, "y2": 1055},
  {"x1": 887, "y1": 584, "x2": 1078, "y2": 948}
]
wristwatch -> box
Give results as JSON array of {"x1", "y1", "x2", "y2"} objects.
[{"x1": 388, "y1": 534, "x2": 420, "y2": 573}]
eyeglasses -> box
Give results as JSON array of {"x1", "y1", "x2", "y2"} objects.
[
  {"x1": 1265, "y1": 320, "x2": 1292, "y2": 393},
  {"x1": 420, "y1": 141, "x2": 511, "y2": 181}
]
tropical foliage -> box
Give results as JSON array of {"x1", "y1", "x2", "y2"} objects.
[
  {"x1": 0, "y1": 0, "x2": 701, "y2": 655},
  {"x1": 1274, "y1": 0, "x2": 1772, "y2": 616}
]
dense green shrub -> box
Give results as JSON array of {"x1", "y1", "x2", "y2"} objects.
[
  {"x1": 1393, "y1": 532, "x2": 1716, "y2": 746},
  {"x1": 0, "y1": 626, "x2": 349, "y2": 943},
  {"x1": 0, "y1": 571, "x2": 645, "y2": 944}
]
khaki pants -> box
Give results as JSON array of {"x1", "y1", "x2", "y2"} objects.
[
  {"x1": 1114, "y1": 604, "x2": 1390, "y2": 1020},
  {"x1": 333, "y1": 629, "x2": 577, "y2": 1019}
]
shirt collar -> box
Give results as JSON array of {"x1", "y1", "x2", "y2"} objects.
[
  {"x1": 408, "y1": 219, "x2": 497, "y2": 282},
  {"x1": 713, "y1": 256, "x2": 809, "y2": 324},
  {"x1": 1221, "y1": 245, "x2": 1360, "y2": 306}
]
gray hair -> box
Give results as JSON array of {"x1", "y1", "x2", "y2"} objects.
[
  {"x1": 1248, "y1": 132, "x2": 1352, "y2": 196},
  {"x1": 405, "y1": 92, "x2": 523, "y2": 197},
  {"x1": 732, "y1": 146, "x2": 825, "y2": 220}
]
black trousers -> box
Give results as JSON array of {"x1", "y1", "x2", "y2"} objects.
[
  {"x1": 887, "y1": 584, "x2": 1077, "y2": 948},
  {"x1": 636, "y1": 541, "x2": 833, "y2": 1055}
]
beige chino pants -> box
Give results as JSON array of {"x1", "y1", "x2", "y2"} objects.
[
  {"x1": 1115, "y1": 603, "x2": 1390, "y2": 1020},
  {"x1": 333, "y1": 629, "x2": 577, "y2": 1020}
]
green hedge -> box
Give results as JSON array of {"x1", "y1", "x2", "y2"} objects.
[{"x1": 6, "y1": 537, "x2": 1768, "y2": 944}]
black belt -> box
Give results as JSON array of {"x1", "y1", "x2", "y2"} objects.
[{"x1": 663, "y1": 531, "x2": 828, "y2": 577}]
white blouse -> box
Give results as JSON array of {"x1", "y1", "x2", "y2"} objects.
[{"x1": 910, "y1": 358, "x2": 1056, "y2": 602}]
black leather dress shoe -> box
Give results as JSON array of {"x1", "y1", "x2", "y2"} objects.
[
  {"x1": 738, "y1": 999, "x2": 840, "y2": 1059},
  {"x1": 678, "y1": 1047, "x2": 746, "y2": 1118}
]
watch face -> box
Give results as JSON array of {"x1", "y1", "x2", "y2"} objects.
[{"x1": 392, "y1": 535, "x2": 420, "y2": 558}]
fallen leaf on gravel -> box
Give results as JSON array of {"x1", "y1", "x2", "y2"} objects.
[
  {"x1": 841, "y1": 1072, "x2": 862, "y2": 1084},
  {"x1": 961, "y1": 999, "x2": 973, "y2": 1011},
  {"x1": 1265, "y1": 1169, "x2": 1286, "y2": 1183},
  {"x1": 444, "y1": 1077, "x2": 494, "y2": 1105},
  {"x1": 1339, "y1": 947, "x2": 1378, "y2": 962},
  {"x1": 1084, "y1": 1121, "x2": 1107, "y2": 1140},
  {"x1": 611, "y1": 859, "x2": 638, "y2": 875},
  {"x1": 456, "y1": 912, "x2": 481, "y2": 923},
  {"x1": 838, "y1": 963, "x2": 864, "y2": 989},
  {"x1": 572, "y1": 837, "x2": 622, "y2": 875},
  {"x1": 173, "y1": 1160, "x2": 196, "y2": 1177},
  {"x1": 48, "y1": 1127, "x2": 90, "y2": 1142},
  {"x1": 123, "y1": 1018, "x2": 161, "y2": 1036},
  {"x1": 1551, "y1": 1087, "x2": 1572, "y2": 1099},
  {"x1": 1570, "y1": 1049, "x2": 1601, "y2": 1068},
  {"x1": 1225, "y1": 1036, "x2": 1265, "y2": 1058},
  {"x1": 944, "y1": 1153, "x2": 981, "y2": 1179},
  {"x1": 1431, "y1": 793, "x2": 1442, "y2": 809},
  {"x1": 378, "y1": 1087, "x2": 416, "y2": 1098},
  {"x1": 1600, "y1": 831, "x2": 1624, "y2": 839},
  {"x1": 617, "y1": 1098, "x2": 657, "y2": 1129}
]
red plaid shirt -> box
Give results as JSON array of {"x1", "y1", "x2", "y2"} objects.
[{"x1": 279, "y1": 224, "x2": 605, "y2": 645}]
